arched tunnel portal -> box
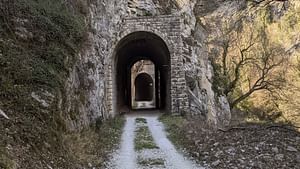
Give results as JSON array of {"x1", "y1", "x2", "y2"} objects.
[{"x1": 113, "y1": 31, "x2": 171, "y2": 113}]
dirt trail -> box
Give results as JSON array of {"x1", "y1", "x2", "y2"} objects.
[{"x1": 106, "y1": 113, "x2": 203, "y2": 169}]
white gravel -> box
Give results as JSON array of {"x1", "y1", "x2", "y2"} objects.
[
  {"x1": 147, "y1": 116, "x2": 203, "y2": 169},
  {"x1": 106, "y1": 116, "x2": 137, "y2": 169},
  {"x1": 106, "y1": 113, "x2": 204, "y2": 169}
]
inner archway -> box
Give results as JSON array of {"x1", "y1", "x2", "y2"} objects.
[
  {"x1": 113, "y1": 31, "x2": 170, "y2": 113},
  {"x1": 135, "y1": 73, "x2": 154, "y2": 101},
  {"x1": 131, "y1": 60, "x2": 156, "y2": 109}
]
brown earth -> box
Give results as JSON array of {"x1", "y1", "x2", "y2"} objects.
[{"x1": 161, "y1": 116, "x2": 300, "y2": 169}]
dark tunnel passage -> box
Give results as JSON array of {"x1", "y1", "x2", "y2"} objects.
[
  {"x1": 135, "y1": 73, "x2": 154, "y2": 101},
  {"x1": 113, "y1": 31, "x2": 171, "y2": 113}
]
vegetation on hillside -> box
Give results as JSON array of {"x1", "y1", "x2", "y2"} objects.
[
  {"x1": 0, "y1": 0, "x2": 125, "y2": 168},
  {"x1": 210, "y1": 0, "x2": 300, "y2": 125},
  {"x1": 0, "y1": 0, "x2": 299, "y2": 168},
  {"x1": 0, "y1": 0, "x2": 87, "y2": 168}
]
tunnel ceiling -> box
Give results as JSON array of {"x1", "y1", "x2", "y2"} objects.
[{"x1": 115, "y1": 31, "x2": 170, "y2": 69}]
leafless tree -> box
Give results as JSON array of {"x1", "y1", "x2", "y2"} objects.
[{"x1": 213, "y1": 23, "x2": 288, "y2": 109}]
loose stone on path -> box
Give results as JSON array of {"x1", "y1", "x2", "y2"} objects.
[{"x1": 106, "y1": 113, "x2": 204, "y2": 169}]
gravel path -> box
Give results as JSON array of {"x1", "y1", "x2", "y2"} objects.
[
  {"x1": 106, "y1": 116, "x2": 137, "y2": 169},
  {"x1": 106, "y1": 113, "x2": 204, "y2": 169}
]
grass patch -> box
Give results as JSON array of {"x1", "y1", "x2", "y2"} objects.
[
  {"x1": 63, "y1": 116, "x2": 125, "y2": 168},
  {"x1": 159, "y1": 115, "x2": 187, "y2": 147},
  {"x1": 135, "y1": 126, "x2": 158, "y2": 150},
  {"x1": 136, "y1": 118, "x2": 147, "y2": 124},
  {"x1": 138, "y1": 158, "x2": 165, "y2": 166},
  {"x1": 135, "y1": 118, "x2": 158, "y2": 150},
  {"x1": 0, "y1": 146, "x2": 16, "y2": 169},
  {"x1": 0, "y1": 0, "x2": 89, "y2": 167}
]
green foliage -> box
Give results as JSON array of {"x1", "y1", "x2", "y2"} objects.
[
  {"x1": 138, "y1": 158, "x2": 165, "y2": 166},
  {"x1": 0, "y1": 0, "x2": 87, "y2": 167},
  {"x1": 210, "y1": 57, "x2": 228, "y2": 96},
  {"x1": 136, "y1": 118, "x2": 147, "y2": 124},
  {"x1": 135, "y1": 119, "x2": 158, "y2": 150},
  {"x1": 0, "y1": 0, "x2": 86, "y2": 105},
  {"x1": 144, "y1": 11, "x2": 153, "y2": 16}
]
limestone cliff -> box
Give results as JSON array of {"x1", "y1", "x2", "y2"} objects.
[
  {"x1": 63, "y1": 0, "x2": 127, "y2": 130},
  {"x1": 3, "y1": 0, "x2": 285, "y2": 168},
  {"x1": 64, "y1": 0, "x2": 235, "y2": 131}
]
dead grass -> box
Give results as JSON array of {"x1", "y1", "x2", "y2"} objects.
[
  {"x1": 161, "y1": 115, "x2": 300, "y2": 169},
  {"x1": 63, "y1": 116, "x2": 125, "y2": 168}
]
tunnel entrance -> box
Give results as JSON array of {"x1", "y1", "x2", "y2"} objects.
[{"x1": 113, "y1": 31, "x2": 170, "y2": 113}]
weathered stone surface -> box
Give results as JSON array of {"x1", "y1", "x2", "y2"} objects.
[
  {"x1": 63, "y1": 0, "x2": 128, "y2": 130},
  {"x1": 64, "y1": 0, "x2": 232, "y2": 130}
]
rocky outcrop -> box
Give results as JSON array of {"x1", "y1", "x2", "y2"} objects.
[
  {"x1": 63, "y1": 0, "x2": 128, "y2": 130},
  {"x1": 174, "y1": 0, "x2": 231, "y2": 127},
  {"x1": 156, "y1": 0, "x2": 231, "y2": 126},
  {"x1": 64, "y1": 0, "x2": 233, "y2": 130}
]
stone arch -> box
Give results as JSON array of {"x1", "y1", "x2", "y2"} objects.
[
  {"x1": 111, "y1": 31, "x2": 171, "y2": 114},
  {"x1": 117, "y1": 28, "x2": 173, "y2": 53},
  {"x1": 106, "y1": 16, "x2": 189, "y2": 116}
]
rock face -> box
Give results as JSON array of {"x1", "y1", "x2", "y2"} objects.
[
  {"x1": 63, "y1": 0, "x2": 127, "y2": 130},
  {"x1": 65, "y1": 0, "x2": 232, "y2": 130}
]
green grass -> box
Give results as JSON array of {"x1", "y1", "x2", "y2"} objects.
[
  {"x1": 135, "y1": 118, "x2": 158, "y2": 151},
  {"x1": 136, "y1": 118, "x2": 147, "y2": 124},
  {"x1": 138, "y1": 158, "x2": 165, "y2": 166},
  {"x1": 159, "y1": 115, "x2": 186, "y2": 147}
]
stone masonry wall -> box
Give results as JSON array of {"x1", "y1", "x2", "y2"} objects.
[{"x1": 106, "y1": 15, "x2": 189, "y2": 115}]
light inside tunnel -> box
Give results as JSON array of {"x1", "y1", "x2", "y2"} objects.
[
  {"x1": 113, "y1": 31, "x2": 171, "y2": 113},
  {"x1": 131, "y1": 60, "x2": 156, "y2": 109}
]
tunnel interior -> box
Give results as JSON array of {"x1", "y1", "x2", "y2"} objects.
[
  {"x1": 131, "y1": 60, "x2": 156, "y2": 109},
  {"x1": 135, "y1": 73, "x2": 154, "y2": 101},
  {"x1": 113, "y1": 31, "x2": 170, "y2": 113}
]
